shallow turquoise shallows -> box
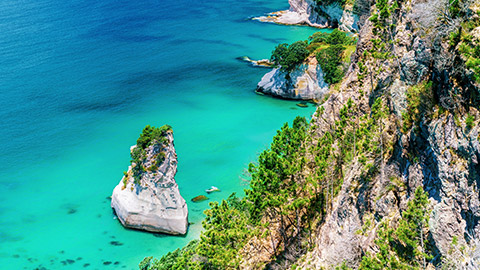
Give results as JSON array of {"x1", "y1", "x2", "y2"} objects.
[{"x1": 0, "y1": 0, "x2": 325, "y2": 268}]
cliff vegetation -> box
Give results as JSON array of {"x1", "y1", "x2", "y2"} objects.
[{"x1": 140, "y1": 0, "x2": 480, "y2": 268}]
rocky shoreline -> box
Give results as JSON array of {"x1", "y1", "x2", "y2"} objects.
[{"x1": 253, "y1": 0, "x2": 359, "y2": 32}]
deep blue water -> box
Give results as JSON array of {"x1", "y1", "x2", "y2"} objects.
[{"x1": 0, "y1": 0, "x2": 322, "y2": 268}]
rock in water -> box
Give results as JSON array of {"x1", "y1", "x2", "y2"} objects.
[
  {"x1": 111, "y1": 126, "x2": 188, "y2": 235},
  {"x1": 191, "y1": 195, "x2": 208, "y2": 202},
  {"x1": 240, "y1": 56, "x2": 274, "y2": 68}
]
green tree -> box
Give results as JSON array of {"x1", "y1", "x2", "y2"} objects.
[
  {"x1": 271, "y1": 41, "x2": 310, "y2": 72},
  {"x1": 196, "y1": 194, "x2": 251, "y2": 269},
  {"x1": 309, "y1": 32, "x2": 331, "y2": 44},
  {"x1": 395, "y1": 186, "x2": 431, "y2": 268},
  {"x1": 359, "y1": 187, "x2": 431, "y2": 269},
  {"x1": 136, "y1": 124, "x2": 172, "y2": 149},
  {"x1": 326, "y1": 29, "x2": 351, "y2": 45}
]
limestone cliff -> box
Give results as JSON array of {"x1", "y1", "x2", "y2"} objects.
[{"x1": 111, "y1": 129, "x2": 188, "y2": 235}]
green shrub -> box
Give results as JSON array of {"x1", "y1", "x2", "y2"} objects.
[
  {"x1": 148, "y1": 164, "x2": 158, "y2": 171},
  {"x1": 316, "y1": 44, "x2": 346, "y2": 84},
  {"x1": 466, "y1": 57, "x2": 480, "y2": 83},
  {"x1": 448, "y1": 0, "x2": 462, "y2": 18},
  {"x1": 141, "y1": 240, "x2": 200, "y2": 270},
  {"x1": 466, "y1": 114, "x2": 475, "y2": 130},
  {"x1": 156, "y1": 152, "x2": 166, "y2": 164},
  {"x1": 306, "y1": 42, "x2": 326, "y2": 53},
  {"x1": 309, "y1": 29, "x2": 356, "y2": 46},
  {"x1": 449, "y1": 30, "x2": 461, "y2": 47},
  {"x1": 402, "y1": 81, "x2": 434, "y2": 133},
  {"x1": 309, "y1": 32, "x2": 331, "y2": 44},
  {"x1": 326, "y1": 29, "x2": 351, "y2": 45}
]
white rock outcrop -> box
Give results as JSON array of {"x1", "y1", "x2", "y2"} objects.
[
  {"x1": 256, "y1": 55, "x2": 329, "y2": 100},
  {"x1": 111, "y1": 132, "x2": 188, "y2": 235},
  {"x1": 240, "y1": 56, "x2": 274, "y2": 67},
  {"x1": 253, "y1": 0, "x2": 358, "y2": 32}
]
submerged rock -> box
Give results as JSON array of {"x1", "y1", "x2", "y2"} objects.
[
  {"x1": 111, "y1": 127, "x2": 188, "y2": 235},
  {"x1": 191, "y1": 195, "x2": 208, "y2": 202},
  {"x1": 256, "y1": 55, "x2": 328, "y2": 100}
]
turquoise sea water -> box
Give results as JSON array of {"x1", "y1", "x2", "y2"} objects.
[{"x1": 0, "y1": 0, "x2": 324, "y2": 269}]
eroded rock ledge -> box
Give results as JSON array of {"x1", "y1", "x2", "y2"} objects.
[
  {"x1": 111, "y1": 126, "x2": 188, "y2": 235},
  {"x1": 256, "y1": 55, "x2": 328, "y2": 100},
  {"x1": 253, "y1": 0, "x2": 359, "y2": 32}
]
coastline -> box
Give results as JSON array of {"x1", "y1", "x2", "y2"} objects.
[{"x1": 0, "y1": 1, "x2": 319, "y2": 266}]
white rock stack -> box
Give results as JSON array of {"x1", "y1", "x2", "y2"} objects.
[{"x1": 111, "y1": 131, "x2": 188, "y2": 235}]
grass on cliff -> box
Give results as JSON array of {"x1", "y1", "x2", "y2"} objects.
[
  {"x1": 313, "y1": 29, "x2": 357, "y2": 84},
  {"x1": 401, "y1": 81, "x2": 434, "y2": 133},
  {"x1": 454, "y1": 19, "x2": 480, "y2": 84}
]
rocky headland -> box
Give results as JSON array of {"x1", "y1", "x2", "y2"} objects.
[
  {"x1": 255, "y1": 29, "x2": 357, "y2": 101},
  {"x1": 111, "y1": 125, "x2": 188, "y2": 235}
]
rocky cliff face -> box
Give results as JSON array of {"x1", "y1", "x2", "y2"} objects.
[
  {"x1": 256, "y1": 55, "x2": 329, "y2": 100},
  {"x1": 253, "y1": 0, "x2": 361, "y2": 32},
  {"x1": 111, "y1": 132, "x2": 188, "y2": 235},
  {"x1": 294, "y1": 0, "x2": 480, "y2": 268}
]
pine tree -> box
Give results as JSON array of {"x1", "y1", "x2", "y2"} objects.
[{"x1": 359, "y1": 187, "x2": 431, "y2": 269}]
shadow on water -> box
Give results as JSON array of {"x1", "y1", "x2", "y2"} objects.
[
  {"x1": 168, "y1": 38, "x2": 246, "y2": 49},
  {"x1": 247, "y1": 33, "x2": 288, "y2": 44}
]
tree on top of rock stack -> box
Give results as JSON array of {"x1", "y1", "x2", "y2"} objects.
[{"x1": 270, "y1": 41, "x2": 310, "y2": 73}]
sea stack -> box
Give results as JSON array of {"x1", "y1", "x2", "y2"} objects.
[{"x1": 111, "y1": 125, "x2": 188, "y2": 235}]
